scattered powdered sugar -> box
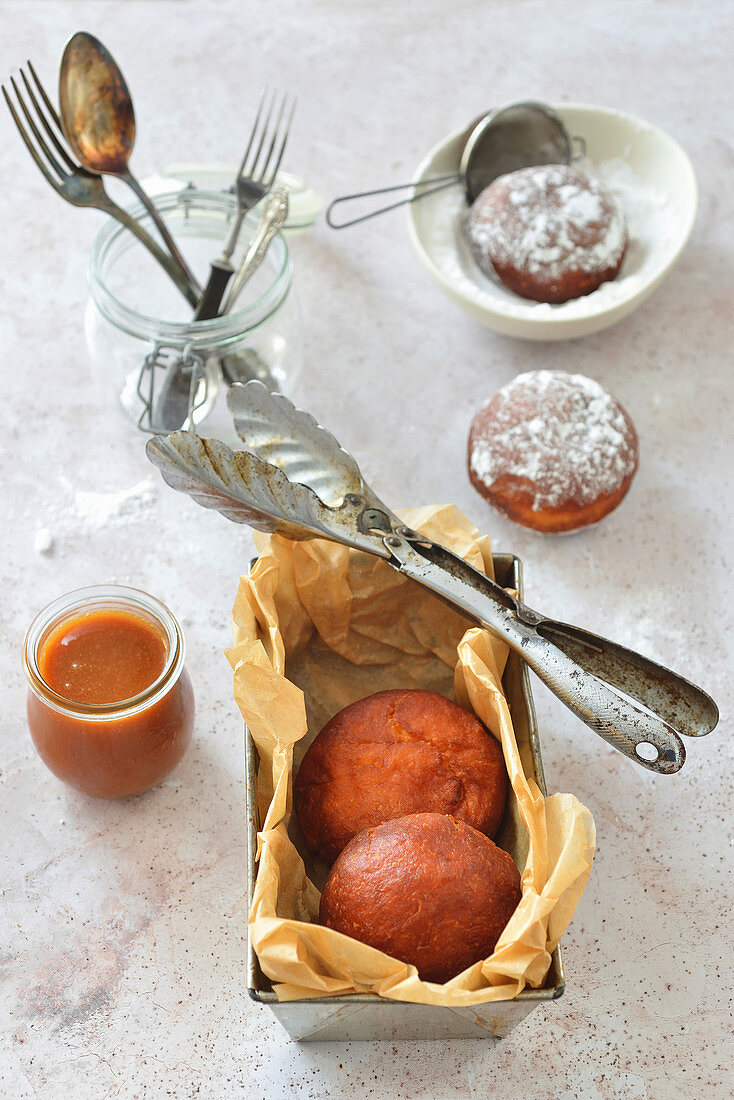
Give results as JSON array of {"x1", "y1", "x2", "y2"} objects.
[
  {"x1": 469, "y1": 370, "x2": 637, "y2": 509},
  {"x1": 421, "y1": 150, "x2": 674, "y2": 318},
  {"x1": 74, "y1": 479, "x2": 157, "y2": 528},
  {"x1": 465, "y1": 165, "x2": 627, "y2": 279},
  {"x1": 33, "y1": 528, "x2": 54, "y2": 556}
]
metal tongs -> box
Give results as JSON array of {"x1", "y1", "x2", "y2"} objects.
[{"x1": 146, "y1": 382, "x2": 719, "y2": 776}]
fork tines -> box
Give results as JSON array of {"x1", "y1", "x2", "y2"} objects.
[
  {"x1": 3, "y1": 61, "x2": 79, "y2": 188},
  {"x1": 236, "y1": 87, "x2": 297, "y2": 188}
]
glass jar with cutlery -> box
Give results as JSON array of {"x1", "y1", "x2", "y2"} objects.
[{"x1": 85, "y1": 188, "x2": 302, "y2": 437}]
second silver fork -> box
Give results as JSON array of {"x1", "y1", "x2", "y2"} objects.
[{"x1": 193, "y1": 88, "x2": 296, "y2": 321}]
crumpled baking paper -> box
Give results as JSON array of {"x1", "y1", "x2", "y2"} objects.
[{"x1": 226, "y1": 504, "x2": 596, "y2": 1005}]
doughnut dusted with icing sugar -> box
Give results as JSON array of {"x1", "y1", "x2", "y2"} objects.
[
  {"x1": 295, "y1": 689, "x2": 508, "y2": 865},
  {"x1": 465, "y1": 164, "x2": 628, "y2": 303},
  {"x1": 468, "y1": 370, "x2": 639, "y2": 533},
  {"x1": 319, "y1": 812, "x2": 522, "y2": 984}
]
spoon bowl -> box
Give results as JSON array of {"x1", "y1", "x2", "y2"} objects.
[{"x1": 58, "y1": 32, "x2": 134, "y2": 175}]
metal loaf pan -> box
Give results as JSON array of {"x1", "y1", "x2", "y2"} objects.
[{"x1": 245, "y1": 553, "x2": 564, "y2": 1041}]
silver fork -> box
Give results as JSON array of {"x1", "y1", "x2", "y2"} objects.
[
  {"x1": 2, "y1": 63, "x2": 200, "y2": 307},
  {"x1": 193, "y1": 87, "x2": 296, "y2": 321}
]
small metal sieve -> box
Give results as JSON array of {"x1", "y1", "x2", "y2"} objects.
[{"x1": 326, "y1": 100, "x2": 584, "y2": 228}]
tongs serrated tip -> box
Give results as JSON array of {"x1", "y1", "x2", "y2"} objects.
[{"x1": 145, "y1": 418, "x2": 393, "y2": 558}]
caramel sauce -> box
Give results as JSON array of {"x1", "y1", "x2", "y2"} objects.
[{"x1": 39, "y1": 609, "x2": 168, "y2": 705}]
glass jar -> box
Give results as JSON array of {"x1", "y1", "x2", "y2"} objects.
[
  {"x1": 85, "y1": 188, "x2": 302, "y2": 438},
  {"x1": 23, "y1": 585, "x2": 194, "y2": 799}
]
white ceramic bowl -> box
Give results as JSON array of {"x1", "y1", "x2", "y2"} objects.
[{"x1": 407, "y1": 103, "x2": 698, "y2": 341}]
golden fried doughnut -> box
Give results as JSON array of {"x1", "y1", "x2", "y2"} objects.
[
  {"x1": 465, "y1": 164, "x2": 627, "y2": 303},
  {"x1": 320, "y1": 812, "x2": 522, "y2": 983},
  {"x1": 468, "y1": 370, "x2": 639, "y2": 533},
  {"x1": 295, "y1": 689, "x2": 508, "y2": 865}
]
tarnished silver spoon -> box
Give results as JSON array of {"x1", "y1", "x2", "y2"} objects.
[{"x1": 58, "y1": 31, "x2": 200, "y2": 298}]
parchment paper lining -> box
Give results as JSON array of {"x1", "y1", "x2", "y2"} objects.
[{"x1": 227, "y1": 504, "x2": 595, "y2": 1005}]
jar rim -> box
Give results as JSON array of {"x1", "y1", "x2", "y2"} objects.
[
  {"x1": 88, "y1": 188, "x2": 293, "y2": 346},
  {"x1": 23, "y1": 584, "x2": 187, "y2": 720}
]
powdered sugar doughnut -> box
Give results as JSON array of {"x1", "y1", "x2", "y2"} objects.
[
  {"x1": 465, "y1": 165, "x2": 627, "y2": 303},
  {"x1": 468, "y1": 371, "x2": 638, "y2": 533}
]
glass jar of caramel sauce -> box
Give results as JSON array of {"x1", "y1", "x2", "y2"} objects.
[{"x1": 23, "y1": 585, "x2": 194, "y2": 798}]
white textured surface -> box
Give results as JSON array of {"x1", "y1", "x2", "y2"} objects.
[{"x1": 1, "y1": 2, "x2": 732, "y2": 1098}]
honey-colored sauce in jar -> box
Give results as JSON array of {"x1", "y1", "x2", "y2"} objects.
[{"x1": 23, "y1": 586, "x2": 194, "y2": 799}]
